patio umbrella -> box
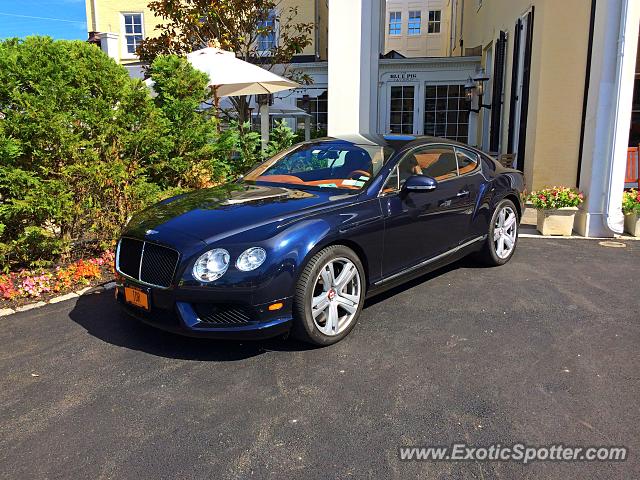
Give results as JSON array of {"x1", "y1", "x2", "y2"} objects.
[
  {"x1": 186, "y1": 47, "x2": 299, "y2": 98},
  {"x1": 186, "y1": 47, "x2": 300, "y2": 149}
]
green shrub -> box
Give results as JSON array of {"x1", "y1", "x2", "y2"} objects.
[
  {"x1": 0, "y1": 37, "x2": 169, "y2": 269},
  {"x1": 264, "y1": 120, "x2": 296, "y2": 158},
  {"x1": 148, "y1": 55, "x2": 229, "y2": 188}
]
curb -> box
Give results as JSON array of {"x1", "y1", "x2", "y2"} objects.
[
  {"x1": 519, "y1": 233, "x2": 640, "y2": 240},
  {"x1": 1, "y1": 281, "x2": 116, "y2": 317}
]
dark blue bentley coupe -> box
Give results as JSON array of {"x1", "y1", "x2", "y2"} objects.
[{"x1": 115, "y1": 135, "x2": 524, "y2": 345}]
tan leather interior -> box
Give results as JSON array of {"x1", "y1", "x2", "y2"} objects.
[
  {"x1": 258, "y1": 175, "x2": 304, "y2": 184},
  {"x1": 414, "y1": 153, "x2": 441, "y2": 170},
  {"x1": 458, "y1": 163, "x2": 477, "y2": 175},
  {"x1": 257, "y1": 175, "x2": 360, "y2": 189}
]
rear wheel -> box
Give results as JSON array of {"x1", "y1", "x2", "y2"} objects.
[
  {"x1": 292, "y1": 245, "x2": 365, "y2": 346},
  {"x1": 476, "y1": 199, "x2": 519, "y2": 266}
]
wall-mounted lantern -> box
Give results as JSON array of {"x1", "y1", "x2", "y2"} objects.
[
  {"x1": 464, "y1": 79, "x2": 476, "y2": 102},
  {"x1": 466, "y1": 68, "x2": 492, "y2": 113},
  {"x1": 473, "y1": 68, "x2": 490, "y2": 97}
]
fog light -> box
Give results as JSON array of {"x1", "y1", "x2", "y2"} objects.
[{"x1": 268, "y1": 302, "x2": 283, "y2": 311}]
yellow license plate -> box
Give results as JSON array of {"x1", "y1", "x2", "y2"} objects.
[{"x1": 124, "y1": 286, "x2": 150, "y2": 311}]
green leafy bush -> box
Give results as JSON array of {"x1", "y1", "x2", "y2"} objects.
[
  {"x1": 0, "y1": 37, "x2": 169, "y2": 269},
  {"x1": 147, "y1": 55, "x2": 228, "y2": 188},
  {"x1": 264, "y1": 120, "x2": 296, "y2": 158}
]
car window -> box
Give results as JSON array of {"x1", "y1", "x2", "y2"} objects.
[
  {"x1": 244, "y1": 141, "x2": 393, "y2": 191},
  {"x1": 381, "y1": 145, "x2": 458, "y2": 194},
  {"x1": 417, "y1": 146, "x2": 458, "y2": 180},
  {"x1": 455, "y1": 147, "x2": 480, "y2": 175}
]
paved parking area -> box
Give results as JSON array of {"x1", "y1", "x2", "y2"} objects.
[{"x1": 0, "y1": 238, "x2": 639, "y2": 479}]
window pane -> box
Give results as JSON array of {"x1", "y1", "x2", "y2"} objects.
[
  {"x1": 399, "y1": 146, "x2": 458, "y2": 185},
  {"x1": 408, "y1": 11, "x2": 421, "y2": 35},
  {"x1": 424, "y1": 83, "x2": 468, "y2": 143},
  {"x1": 420, "y1": 147, "x2": 458, "y2": 180},
  {"x1": 389, "y1": 11, "x2": 401, "y2": 35},
  {"x1": 389, "y1": 85, "x2": 415, "y2": 134},
  {"x1": 456, "y1": 148, "x2": 479, "y2": 175}
]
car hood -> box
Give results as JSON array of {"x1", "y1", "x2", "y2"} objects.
[{"x1": 124, "y1": 183, "x2": 353, "y2": 244}]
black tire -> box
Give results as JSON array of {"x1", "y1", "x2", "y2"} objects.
[
  {"x1": 292, "y1": 245, "x2": 366, "y2": 346},
  {"x1": 475, "y1": 198, "x2": 519, "y2": 266}
]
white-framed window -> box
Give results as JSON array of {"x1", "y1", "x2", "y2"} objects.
[
  {"x1": 408, "y1": 11, "x2": 421, "y2": 35},
  {"x1": 122, "y1": 13, "x2": 144, "y2": 56},
  {"x1": 423, "y1": 84, "x2": 469, "y2": 143},
  {"x1": 296, "y1": 90, "x2": 328, "y2": 132},
  {"x1": 257, "y1": 11, "x2": 277, "y2": 52},
  {"x1": 389, "y1": 11, "x2": 402, "y2": 36},
  {"x1": 427, "y1": 10, "x2": 441, "y2": 34},
  {"x1": 389, "y1": 85, "x2": 415, "y2": 134}
]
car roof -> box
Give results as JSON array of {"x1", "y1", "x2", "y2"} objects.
[{"x1": 308, "y1": 134, "x2": 478, "y2": 153}]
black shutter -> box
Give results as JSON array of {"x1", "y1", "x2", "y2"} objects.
[
  {"x1": 490, "y1": 31, "x2": 507, "y2": 152},
  {"x1": 516, "y1": 7, "x2": 535, "y2": 171},
  {"x1": 507, "y1": 19, "x2": 522, "y2": 154}
]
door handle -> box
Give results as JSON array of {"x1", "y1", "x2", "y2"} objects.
[{"x1": 457, "y1": 190, "x2": 470, "y2": 197}]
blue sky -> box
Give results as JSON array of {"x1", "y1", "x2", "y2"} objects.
[{"x1": 0, "y1": 0, "x2": 87, "y2": 40}]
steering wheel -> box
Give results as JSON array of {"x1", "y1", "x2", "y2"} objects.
[{"x1": 346, "y1": 169, "x2": 371, "y2": 180}]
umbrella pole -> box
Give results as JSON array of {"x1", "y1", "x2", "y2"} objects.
[
  {"x1": 211, "y1": 86, "x2": 221, "y2": 131},
  {"x1": 260, "y1": 103, "x2": 270, "y2": 153}
]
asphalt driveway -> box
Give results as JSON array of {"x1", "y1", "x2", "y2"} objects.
[{"x1": 0, "y1": 238, "x2": 639, "y2": 479}]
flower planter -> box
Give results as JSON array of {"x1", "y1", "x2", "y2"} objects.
[
  {"x1": 536, "y1": 207, "x2": 578, "y2": 236},
  {"x1": 624, "y1": 213, "x2": 640, "y2": 237}
]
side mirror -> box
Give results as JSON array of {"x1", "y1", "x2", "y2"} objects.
[{"x1": 403, "y1": 175, "x2": 437, "y2": 192}]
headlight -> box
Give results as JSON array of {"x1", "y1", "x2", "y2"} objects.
[
  {"x1": 236, "y1": 247, "x2": 267, "y2": 272},
  {"x1": 193, "y1": 248, "x2": 230, "y2": 282}
]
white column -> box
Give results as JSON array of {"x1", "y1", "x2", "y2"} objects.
[
  {"x1": 327, "y1": 0, "x2": 383, "y2": 136},
  {"x1": 99, "y1": 32, "x2": 119, "y2": 61},
  {"x1": 576, "y1": 0, "x2": 640, "y2": 237}
]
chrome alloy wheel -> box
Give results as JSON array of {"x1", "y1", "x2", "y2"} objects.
[
  {"x1": 310, "y1": 257, "x2": 362, "y2": 336},
  {"x1": 494, "y1": 205, "x2": 518, "y2": 259}
]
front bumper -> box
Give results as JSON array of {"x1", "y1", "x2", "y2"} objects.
[{"x1": 115, "y1": 280, "x2": 293, "y2": 340}]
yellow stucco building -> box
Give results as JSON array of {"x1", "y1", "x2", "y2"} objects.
[
  {"x1": 447, "y1": 0, "x2": 593, "y2": 189},
  {"x1": 85, "y1": 0, "x2": 328, "y2": 65},
  {"x1": 384, "y1": 0, "x2": 451, "y2": 57}
]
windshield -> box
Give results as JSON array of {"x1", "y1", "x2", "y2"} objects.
[{"x1": 244, "y1": 141, "x2": 394, "y2": 191}]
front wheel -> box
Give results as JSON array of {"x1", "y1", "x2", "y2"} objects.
[
  {"x1": 476, "y1": 199, "x2": 519, "y2": 266},
  {"x1": 292, "y1": 245, "x2": 365, "y2": 346}
]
